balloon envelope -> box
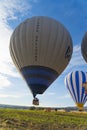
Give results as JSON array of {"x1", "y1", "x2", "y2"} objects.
[
  {"x1": 65, "y1": 71, "x2": 87, "y2": 110},
  {"x1": 81, "y1": 32, "x2": 87, "y2": 62},
  {"x1": 10, "y1": 16, "x2": 73, "y2": 98}
]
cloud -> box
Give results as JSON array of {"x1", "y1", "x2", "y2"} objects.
[
  {"x1": 0, "y1": 94, "x2": 20, "y2": 98},
  {"x1": 0, "y1": 0, "x2": 38, "y2": 89},
  {"x1": 70, "y1": 44, "x2": 85, "y2": 66},
  {"x1": 63, "y1": 44, "x2": 87, "y2": 75},
  {"x1": 40, "y1": 92, "x2": 55, "y2": 97},
  {"x1": 57, "y1": 94, "x2": 70, "y2": 99},
  {"x1": 0, "y1": 74, "x2": 11, "y2": 88},
  {"x1": 0, "y1": 0, "x2": 32, "y2": 22},
  {"x1": 46, "y1": 92, "x2": 55, "y2": 95},
  {"x1": 0, "y1": 92, "x2": 31, "y2": 98}
]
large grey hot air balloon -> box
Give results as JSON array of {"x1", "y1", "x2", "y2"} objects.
[
  {"x1": 9, "y1": 16, "x2": 73, "y2": 105},
  {"x1": 81, "y1": 32, "x2": 87, "y2": 62}
]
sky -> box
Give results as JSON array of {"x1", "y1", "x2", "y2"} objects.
[{"x1": 0, "y1": 0, "x2": 87, "y2": 108}]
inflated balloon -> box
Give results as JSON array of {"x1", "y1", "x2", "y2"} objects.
[
  {"x1": 81, "y1": 32, "x2": 87, "y2": 62},
  {"x1": 65, "y1": 71, "x2": 87, "y2": 111},
  {"x1": 10, "y1": 16, "x2": 73, "y2": 105}
]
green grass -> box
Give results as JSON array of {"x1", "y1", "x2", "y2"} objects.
[{"x1": 0, "y1": 108, "x2": 87, "y2": 130}]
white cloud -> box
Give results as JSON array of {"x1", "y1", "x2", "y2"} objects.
[
  {"x1": 0, "y1": 92, "x2": 31, "y2": 98},
  {"x1": 63, "y1": 44, "x2": 87, "y2": 75},
  {"x1": 40, "y1": 91, "x2": 56, "y2": 96},
  {"x1": 47, "y1": 92, "x2": 55, "y2": 95},
  {"x1": 0, "y1": 60, "x2": 21, "y2": 78},
  {"x1": 0, "y1": 0, "x2": 37, "y2": 88},
  {"x1": 0, "y1": 0, "x2": 32, "y2": 22},
  {"x1": 0, "y1": 74, "x2": 11, "y2": 87},
  {"x1": 70, "y1": 44, "x2": 85, "y2": 66},
  {"x1": 57, "y1": 94, "x2": 70, "y2": 99},
  {"x1": 0, "y1": 94, "x2": 20, "y2": 98}
]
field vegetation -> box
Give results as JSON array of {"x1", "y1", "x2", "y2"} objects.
[{"x1": 0, "y1": 108, "x2": 87, "y2": 130}]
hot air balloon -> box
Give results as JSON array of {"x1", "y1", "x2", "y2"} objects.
[
  {"x1": 65, "y1": 71, "x2": 87, "y2": 111},
  {"x1": 9, "y1": 16, "x2": 73, "y2": 105},
  {"x1": 81, "y1": 32, "x2": 87, "y2": 63},
  {"x1": 81, "y1": 32, "x2": 87, "y2": 94}
]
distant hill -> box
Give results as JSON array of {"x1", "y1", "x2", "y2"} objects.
[
  {"x1": 0, "y1": 104, "x2": 29, "y2": 109},
  {"x1": 0, "y1": 104, "x2": 87, "y2": 111}
]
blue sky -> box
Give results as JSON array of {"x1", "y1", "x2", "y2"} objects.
[{"x1": 0, "y1": 0, "x2": 87, "y2": 107}]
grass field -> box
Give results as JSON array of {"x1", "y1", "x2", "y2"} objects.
[{"x1": 0, "y1": 108, "x2": 87, "y2": 130}]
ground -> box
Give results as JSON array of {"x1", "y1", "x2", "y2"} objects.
[{"x1": 0, "y1": 108, "x2": 87, "y2": 130}]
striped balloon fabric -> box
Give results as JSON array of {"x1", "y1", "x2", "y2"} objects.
[{"x1": 65, "y1": 71, "x2": 87, "y2": 110}]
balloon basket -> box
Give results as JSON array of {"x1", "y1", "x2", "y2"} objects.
[
  {"x1": 32, "y1": 98, "x2": 39, "y2": 105},
  {"x1": 78, "y1": 107, "x2": 84, "y2": 111}
]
